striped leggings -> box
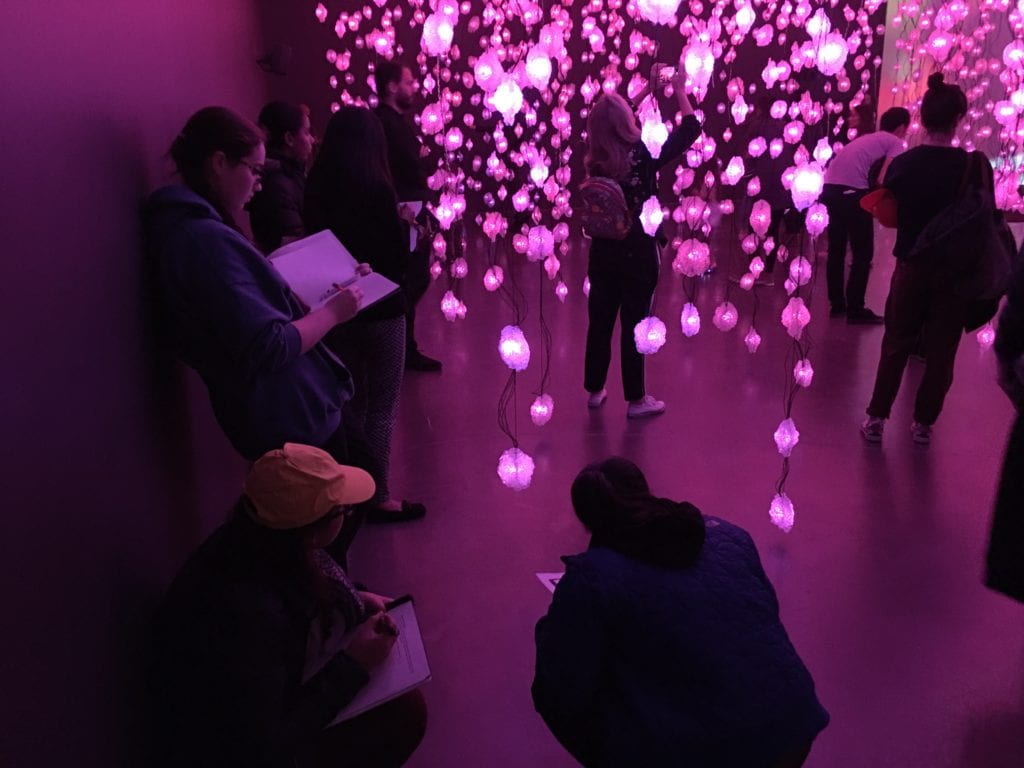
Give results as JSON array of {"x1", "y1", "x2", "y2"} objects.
[{"x1": 327, "y1": 316, "x2": 406, "y2": 504}]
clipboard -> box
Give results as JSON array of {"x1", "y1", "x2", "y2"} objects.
[
  {"x1": 268, "y1": 230, "x2": 400, "y2": 312},
  {"x1": 327, "y1": 597, "x2": 431, "y2": 725}
]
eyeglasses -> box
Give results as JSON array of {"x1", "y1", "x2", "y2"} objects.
[{"x1": 238, "y1": 159, "x2": 265, "y2": 177}]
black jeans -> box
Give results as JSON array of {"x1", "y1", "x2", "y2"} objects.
[
  {"x1": 822, "y1": 184, "x2": 874, "y2": 311},
  {"x1": 866, "y1": 261, "x2": 967, "y2": 425},
  {"x1": 584, "y1": 238, "x2": 659, "y2": 402}
]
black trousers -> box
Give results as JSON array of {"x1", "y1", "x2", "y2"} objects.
[
  {"x1": 404, "y1": 223, "x2": 432, "y2": 354},
  {"x1": 822, "y1": 184, "x2": 874, "y2": 311},
  {"x1": 866, "y1": 261, "x2": 967, "y2": 425},
  {"x1": 322, "y1": 402, "x2": 373, "y2": 570},
  {"x1": 584, "y1": 238, "x2": 659, "y2": 402}
]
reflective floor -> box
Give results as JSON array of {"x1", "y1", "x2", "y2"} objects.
[{"x1": 350, "y1": 224, "x2": 1024, "y2": 768}]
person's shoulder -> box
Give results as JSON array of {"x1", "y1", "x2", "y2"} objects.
[{"x1": 702, "y1": 516, "x2": 756, "y2": 549}]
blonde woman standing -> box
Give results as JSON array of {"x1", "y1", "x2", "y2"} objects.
[{"x1": 583, "y1": 70, "x2": 701, "y2": 418}]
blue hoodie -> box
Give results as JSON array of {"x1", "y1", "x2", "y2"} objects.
[{"x1": 144, "y1": 185, "x2": 353, "y2": 459}]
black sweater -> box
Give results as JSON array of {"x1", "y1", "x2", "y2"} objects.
[
  {"x1": 150, "y1": 518, "x2": 370, "y2": 767},
  {"x1": 303, "y1": 170, "x2": 408, "y2": 321}
]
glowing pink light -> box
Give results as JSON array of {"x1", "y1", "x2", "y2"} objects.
[
  {"x1": 640, "y1": 197, "x2": 665, "y2": 236},
  {"x1": 450, "y1": 257, "x2": 468, "y2": 279},
  {"x1": 781, "y1": 297, "x2": 811, "y2": 339},
  {"x1": 769, "y1": 493, "x2": 795, "y2": 532},
  {"x1": 543, "y1": 255, "x2": 560, "y2": 280},
  {"x1": 773, "y1": 418, "x2": 800, "y2": 457},
  {"x1": 789, "y1": 256, "x2": 813, "y2": 286},
  {"x1": 440, "y1": 290, "x2": 460, "y2": 321},
  {"x1": 634, "y1": 316, "x2": 668, "y2": 354},
  {"x1": 483, "y1": 266, "x2": 504, "y2": 292},
  {"x1": 680, "y1": 303, "x2": 701, "y2": 337},
  {"x1": 497, "y1": 447, "x2": 534, "y2": 491},
  {"x1": 683, "y1": 39, "x2": 716, "y2": 93},
  {"x1": 741, "y1": 234, "x2": 759, "y2": 255},
  {"x1": 749, "y1": 256, "x2": 765, "y2": 276},
  {"x1": 420, "y1": 102, "x2": 446, "y2": 135},
  {"x1": 582, "y1": 276, "x2": 591, "y2": 297},
  {"x1": 530, "y1": 394, "x2": 555, "y2": 426},
  {"x1": 744, "y1": 327, "x2": 762, "y2": 353},
  {"x1": 750, "y1": 200, "x2": 771, "y2": 237},
  {"x1": 498, "y1": 325, "x2": 531, "y2": 371},
  {"x1": 527, "y1": 226, "x2": 554, "y2": 262},
  {"x1": 525, "y1": 48, "x2": 552, "y2": 89},
  {"x1": 977, "y1": 323, "x2": 996, "y2": 349},
  {"x1": 636, "y1": 0, "x2": 681, "y2": 26},
  {"x1": 422, "y1": 13, "x2": 454, "y2": 57},
  {"x1": 790, "y1": 164, "x2": 825, "y2": 210},
  {"x1": 713, "y1": 301, "x2": 739, "y2": 331},
  {"x1": 722, "y1": 156, "x2": 746, "y2": 185},
  {"x1": 793, "y1": 359, "x2": 815, "y2": 388},
  {"x1": 489, "y1": 77, "x2": 523, "y2": 124},
  {"x1": 672, "y1": 239, "x2": 711, "y2": 276},
  {"x1": 555, "y1": 280, "x2": 569, "y2": 302},
  {"x1": 817, "y1": 32, "x2": 849, "y2": 75}
]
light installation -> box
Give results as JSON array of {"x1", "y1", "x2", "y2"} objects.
[{"x1": 313, "y1": 0, "x2": 1021, "y2": 521}]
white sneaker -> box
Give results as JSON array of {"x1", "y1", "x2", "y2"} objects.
[
  {"x1": 910, "y1": 421, "x2": 932, "y2": 445},
  {"x1": 627, "y1": 395, "x2": 666, "y2": 419},
  {"x1": 860, "y1": 416, "x2": 885, "y2": 443},
  {"x1": 587, "y1": 388, "x2": 607, "y2": 408}
]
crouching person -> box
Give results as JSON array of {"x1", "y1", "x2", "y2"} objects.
[
  {"x1": 533, "y1": 457, "x2": 828, "y2": 768},
  {"x1": 150, "y1": 443, "x2": 426, "y2": 767}
]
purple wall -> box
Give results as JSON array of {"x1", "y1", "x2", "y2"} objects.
[{"x1": 0, "y1": 3, "x2": 269, "y2": 764}]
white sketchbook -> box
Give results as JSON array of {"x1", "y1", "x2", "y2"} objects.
[
  {"x1": 328, "y1": 599, "x2": 431, "y2": 725},
  {"x1": 268, "y1": 230, "x2": 399, "y2": 312},
  {"x1": 536, "y1": 573, "x2": 565, "y2": 593}
]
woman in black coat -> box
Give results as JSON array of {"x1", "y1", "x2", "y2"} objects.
[{"x1": 304, "y1": 106, "x2": 424, "y2": 523}]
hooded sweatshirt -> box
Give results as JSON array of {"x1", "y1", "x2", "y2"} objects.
[{"x1": 144, "y1": 185, "x2": 353, "y2": 459}]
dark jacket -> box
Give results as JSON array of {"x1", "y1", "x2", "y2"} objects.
[
  {"x1": 533, "y1": 517, "x2": 829, "y2": 768},
  {"x1": 248, "y1": 150, "x2": 306, "y2": 253},
  {"x1": 987, "y1": 246, "x2": 1024, "y2": 603},
  {"x1": 375, "y1": 103, "x2": 431, "y2": 202},
  {"x1": 144, "y1": 185, "x2": 353, "y2": 459},
  {"x1": 150, "y1": 517, "x2": 370, "y2": 767},
  {"x1": 303, "y1": 170, "x2": 408, "y2": 322},
  {"x1": 884, "y1": 145, "x2": 970, "y2": 261},
  {"x1": 590, "y1": 113, "x2": 702, "y2": 261}
]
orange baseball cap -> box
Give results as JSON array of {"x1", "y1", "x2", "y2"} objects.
[{"x1": 243, "y1": 443, "x2": 375, "y2": 530}]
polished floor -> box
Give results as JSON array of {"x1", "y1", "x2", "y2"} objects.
[{"x1": 350, "y1": 223, "x2": 1024, "y2": 768}]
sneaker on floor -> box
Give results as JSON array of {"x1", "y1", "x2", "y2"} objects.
[
  {"x1": 405, "y1": 351, "x2": 442, "y2": 372},
  {"x1": 627, "y1": 395, "x2": 666, "y2": 419},
  {"x1": 910, "y1": 421, "x2": 932, "y2": 445},
  {"x1": 860, "y1": 416, "x2": 885, "y2": 443},
  {"x1": 587, "y1": 388, "x2": 608, "y2": 408},
  {"x1": 847, "y1": 307, "x2": 884, "y2": 325}
]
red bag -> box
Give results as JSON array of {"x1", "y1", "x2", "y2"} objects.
[{"x1": 860, "y1": 188, "x2": 898, "y2": 228}]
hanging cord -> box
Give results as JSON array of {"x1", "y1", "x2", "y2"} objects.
[{"x1": 536, "y1": 263, "x2": 553, "y2": 395}]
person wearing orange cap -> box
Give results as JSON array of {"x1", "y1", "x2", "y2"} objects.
[{"x1": 150, "y1": 443, "x2": 426, "y2": 767}]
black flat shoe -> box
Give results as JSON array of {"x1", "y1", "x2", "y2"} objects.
[
  {"x1": 406, "y1": 352, "x2": 442, "y2": 372},
  {"x1": 847, "y1": 308, "x2": 884, "y2": 325},
  {"x1": 365, "y1": 500, "x2": 427, "y2": 524}
]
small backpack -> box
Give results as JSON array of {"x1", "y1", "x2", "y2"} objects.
[{"x1": 578, "y1": 176, "x2": 632, "y2": 240}]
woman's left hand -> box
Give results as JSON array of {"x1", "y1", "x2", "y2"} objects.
[
  {"x1": 356, "y1": 263, "x2": 373, "y2": 276},
  {"x1": 357, "y1": 590, "x2": 393, "y2": 614}
]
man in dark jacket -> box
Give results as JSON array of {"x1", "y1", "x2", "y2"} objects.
[
  {"x1": 249, "y1": 101, "x2": 315, "y2": 254},
  {"x1": 374, "y1": 60, "x2": 442, "y2": 372}
]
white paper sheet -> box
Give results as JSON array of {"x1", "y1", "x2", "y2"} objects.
[
  {"x1": 536, "y1": 573, "x2": 564, "y2": 593},
  {"x1": 268, "y1": 230, "x2": 399, "y2": 312},
  {"x1": 328, "y1": 600, "x2": 431, "y2": 725}
]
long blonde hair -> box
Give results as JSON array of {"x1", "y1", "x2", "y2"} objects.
[{"x1": 585, "y1": 93, "x2": 642, "y2": 181}]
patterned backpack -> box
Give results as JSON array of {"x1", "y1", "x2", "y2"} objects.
[{"x1": 578, "y1": 176, "x2": 632, "y2": 240}]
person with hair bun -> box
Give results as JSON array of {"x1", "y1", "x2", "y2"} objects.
[
  {"x1": 248, "y1": 100, "x2": 315, "y2": 253},
  {"x1": 533, "y1": 457, "x2": 829, "y2": 768},
  {"x1": 861, "y1": 73, "x2": 973, "y2": 446},
  {"x1": 145, "y1": 106, "x2": 364, "y2": 472}
]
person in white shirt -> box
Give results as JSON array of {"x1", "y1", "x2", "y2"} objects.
[{"x1": 822, "y1": 107, "x2": 910, "y2": 323}]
